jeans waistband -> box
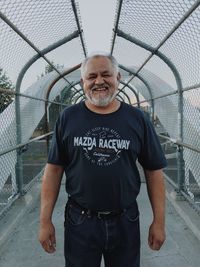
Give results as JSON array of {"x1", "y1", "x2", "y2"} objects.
[{"x1": 67, "y1": 198, "x2": 123, "y2": 219}]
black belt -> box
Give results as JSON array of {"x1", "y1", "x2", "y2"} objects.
[{"x1": 68, "y1": 198, "x2": 123, "y2": 219}]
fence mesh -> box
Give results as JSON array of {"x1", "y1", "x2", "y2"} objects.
[
  {"x1": 112, "y1": 0, "x2": 200, "y2": 211},
  {"x1": 117, "y1": 0, "x2": 196, "y2": 48},
  {"x1": 0, "y1": 0, "x2": 86, "y2": 215},
  {"x1": 0, "y1": 0, "x2": 200, "y2": 216}
]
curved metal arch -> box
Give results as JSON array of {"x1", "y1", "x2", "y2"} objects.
[
  {"x1": 119, "y1": 80, "x2": 140, "y2": 108},
  {"x1": 70, "y1": 87, "x2": 83, "y2": 103},
  {"x1": 117, "y1": 88, "x2": 131, "y2": 104},
  {"x1": 15, "y1": 31, "x2": 80, "y2": 95},
  {"x1": 67, "y1": 81, "x2": 132, "y2": 105},
  {"x1": 13, "y1": 31, "x2": 79, "y2": 194},
  {"x1": 74, "y1": 93, "x2": 84, "y2": 104},
  {"x1": 45, "y1": 64, "x2": 81, "y2": 150},
  {"x1": 119, "y1": 64, "x2": 154, "y2": 118},
  {"x1": 116, "y1": 94, "x2": 125, "y2": 102},
  {"x1": 116, "y1": 28, "x2": 187, "y2": 192},
  {"x1": 117, "y1": 29, "x2": 183, "y2": 91},
  {"x1": 0, "y1": 10, "x2": 83, "y2": 194},
  {"x1": 45, "y1": 64, "x2": 81, "y2": 103},
  {"x1": 48, "y1": 80, "x2": 133, "y2": 106},
  {"x1": 116, "y1": 30, "x2": 182, "y2": 125},
  {"x1": 61, "y1": 81, "x2": 81, "y2": 104}
]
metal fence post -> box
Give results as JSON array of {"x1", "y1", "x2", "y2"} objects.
[
  {"x1": 176, "y1": 89, "x2": 185, "y2": 196},
  {"x1": 15, "y1": 94, "x2": 24, "y2": 195}
]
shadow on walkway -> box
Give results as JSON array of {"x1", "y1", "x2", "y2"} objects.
[{"x1": 0, "y1": 178, "x2": 200, "y2": 267}]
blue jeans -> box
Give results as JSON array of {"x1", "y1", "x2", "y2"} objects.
[{"x1": 64, "y1": 202, "x2": 140, "y2": 267}]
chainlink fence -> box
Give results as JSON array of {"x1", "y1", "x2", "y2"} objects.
[
  {"x1": 111, "y1": 0, "x2": 200, "y2": 212},
  {"x1": 0, "y1": 0, "x2": 86, "y2": 217},
  {"x1": 0, "y1": 0, "x2": 200, "y2": 217}
]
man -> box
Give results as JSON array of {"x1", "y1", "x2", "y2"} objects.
[{"x1": 39, "y1": 52, "x2": 167, "y2": 267}]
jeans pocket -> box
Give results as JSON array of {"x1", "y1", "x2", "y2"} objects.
[
  {"x1": 124, "y1": 207, "x2": 139, "y2": 223},
  {"x1": 66, "y1": 205, "x2": 86, "y2": 226}
]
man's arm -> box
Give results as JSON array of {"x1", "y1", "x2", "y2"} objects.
[
  {"x1": 38, "y1": 163, "x2": 64, "y2": 253},
  {"x1": 144, "y1": 169, "x2": 166, "y2": 250}
]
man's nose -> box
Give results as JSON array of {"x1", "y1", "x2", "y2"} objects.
[{"x1": 95, "y1": 75, "x2": 104, "y2": 84}]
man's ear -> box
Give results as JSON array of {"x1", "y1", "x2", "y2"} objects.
[
  {"x1": 117, "y1": 72, "x2": 121, "y2": 82},
  {"x1": 80, "y1": 78, "x2": 84, "y2": 87}
]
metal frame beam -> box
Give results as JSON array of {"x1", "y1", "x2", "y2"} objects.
[
  {"x1": 71, "y1": 0, "x2": 87, "y2": 57},
  {"x1": 61, "y1": 81, "x2": 81, "y2": 104},
  {"x1": 119, "y1": 64, "x2": 157, "y2": 116},
  {"x1": 0, "y1": 8, "x2": 85, "y2": 195},
  {"x1": 112, "y1": 0, "x2": 200, "y2": 193},
  {"x1": 110, "y1": 0, "x2": 123, "y2": 54},
  {"x1": 116, "y1": 29, "x2": 185, "y2": 193},
  {"x1": 45, "y1": 64, "x2": 81, "y2": 150},
  {"x1": 14, "y1": 32, "x2": 79, "y2": 195},
  {"x1": 119, "y1": 81, "x2": 140, "y2": 108}
]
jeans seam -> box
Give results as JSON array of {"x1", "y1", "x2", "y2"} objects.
[{"x1": 105, "y1": 220, "x2": 109, "y2": 250}]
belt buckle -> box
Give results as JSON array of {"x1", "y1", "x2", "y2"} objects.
[{"x1": 97, "y1": 211, "x2": 112, "y2": 219}]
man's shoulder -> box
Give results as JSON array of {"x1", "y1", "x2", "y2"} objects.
[
  {"x1": 56, "y1": 102, "x2": 83, "y2": 127},
  {"x1": 122, "y1": 102, "x2": 145, "y2": 118},
  {"x1": 61, "y1": 102, "x2": 82, "y2": 117}
]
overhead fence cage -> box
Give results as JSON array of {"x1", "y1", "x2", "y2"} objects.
[
  {"x1": 0, "y1": 0, "x2": 200, "y2": 217},
  {"x1": 0, "y1": 0, "x2": 86, "y2": 217},
  {"x1": 111, "y1": 0, "x2": 200, "y2": 213}
]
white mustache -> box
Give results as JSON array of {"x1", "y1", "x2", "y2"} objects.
[{"x1": 92, "y1": 85, "x2": 109, "y2": 91}]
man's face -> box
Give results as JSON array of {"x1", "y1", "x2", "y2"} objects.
[{"x1": 81, "y1": 56, "x2": 120, "y2": 107}]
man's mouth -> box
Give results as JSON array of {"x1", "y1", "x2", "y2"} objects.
[{"x1": 92, "y1": 86, "x2": 109, "y2": 92}]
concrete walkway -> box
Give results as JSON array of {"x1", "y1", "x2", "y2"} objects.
[{"x1": 0, "y1": 178, "x2": 200, "y2": 267}]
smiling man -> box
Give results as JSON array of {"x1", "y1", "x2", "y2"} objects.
[
  {"x1": 39, "y1": 52, "x2": 167, "y2": 267},
  {"x1": 81, "y1": 54, "x2": 120, "y2": 110}
]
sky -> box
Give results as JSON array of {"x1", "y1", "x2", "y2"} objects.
[
  {"x1": 19, "y1": 0, "x2": 117, "y2": 92},
  {"x1": 78, "y1": 0, "x2": 117, "y2": 53}
]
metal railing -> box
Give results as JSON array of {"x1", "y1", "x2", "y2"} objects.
[
  {"x1": 0, "y1": 88, "x2": 61, "y2": 218},
  {"x1": 111, "y1": 0, "x2": 200, "y2": 213},
  {"x1": 0, "y1": 0, "x2": 200, "y2": 219}
]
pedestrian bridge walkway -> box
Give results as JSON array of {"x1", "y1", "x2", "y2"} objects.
[
  {"x1": 0, "y1": 178, "x2": 200, "y2": 267},
  {"x1": 0, "y1": 1, "x2": 200, "y2": 266}
]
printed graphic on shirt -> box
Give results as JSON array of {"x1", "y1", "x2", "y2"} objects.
[{"x1": 74, "y1": 127, "x2": 130, "y2": 166}]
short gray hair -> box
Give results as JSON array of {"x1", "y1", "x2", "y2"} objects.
[{"x1": 81, "y1": 52, "x2": 119, "y2": 78}]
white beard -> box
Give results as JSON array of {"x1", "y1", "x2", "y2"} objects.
[{"x1": 85, "y1": 91, "x2": 117, "y2": 107}]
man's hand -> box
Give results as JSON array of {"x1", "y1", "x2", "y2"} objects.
[
  {"x1": 39, "y1": 221, "x2": 56, "y2": 253},
  {"x1": 38, "y1": 164, "x2": 64, "y2": 253},
  {"x1": 148, "y1": 221, "x2": 166, "y2": 250}
]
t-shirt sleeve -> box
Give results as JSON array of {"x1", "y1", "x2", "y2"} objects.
[
  {"x1": 47, "y1": 115, "x2": 67, "y2": 166},
  {"x1": 138, "y1": 115, "x2": 167, "y2": 170}
]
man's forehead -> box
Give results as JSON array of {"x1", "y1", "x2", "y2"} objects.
[
  {"x1": 85, "y1": 57, "x2": 112, "y2": 70},
  {"x1": 86, "y1": 56, "x2": 111, "y2": 64}
]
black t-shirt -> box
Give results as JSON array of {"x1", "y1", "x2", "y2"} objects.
[{"x1": 48, "y1": 101, "x2": 166, "y2": 210}]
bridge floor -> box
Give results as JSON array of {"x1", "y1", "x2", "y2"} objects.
[{"x1": 0, "y1": 178, "x2": 200, "y2": 267}]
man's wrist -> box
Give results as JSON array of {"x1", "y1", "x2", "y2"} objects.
[
  {"x1": 40, "y1": 217, "x2": 52, "y2": 226},
  {"x1": 152, "y1": 218, "x2": 165, "y2": 227}
]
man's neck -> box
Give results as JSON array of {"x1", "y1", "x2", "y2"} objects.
[{"x1": 85, "y1": 99, "x2": 121, "y2": 114}]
